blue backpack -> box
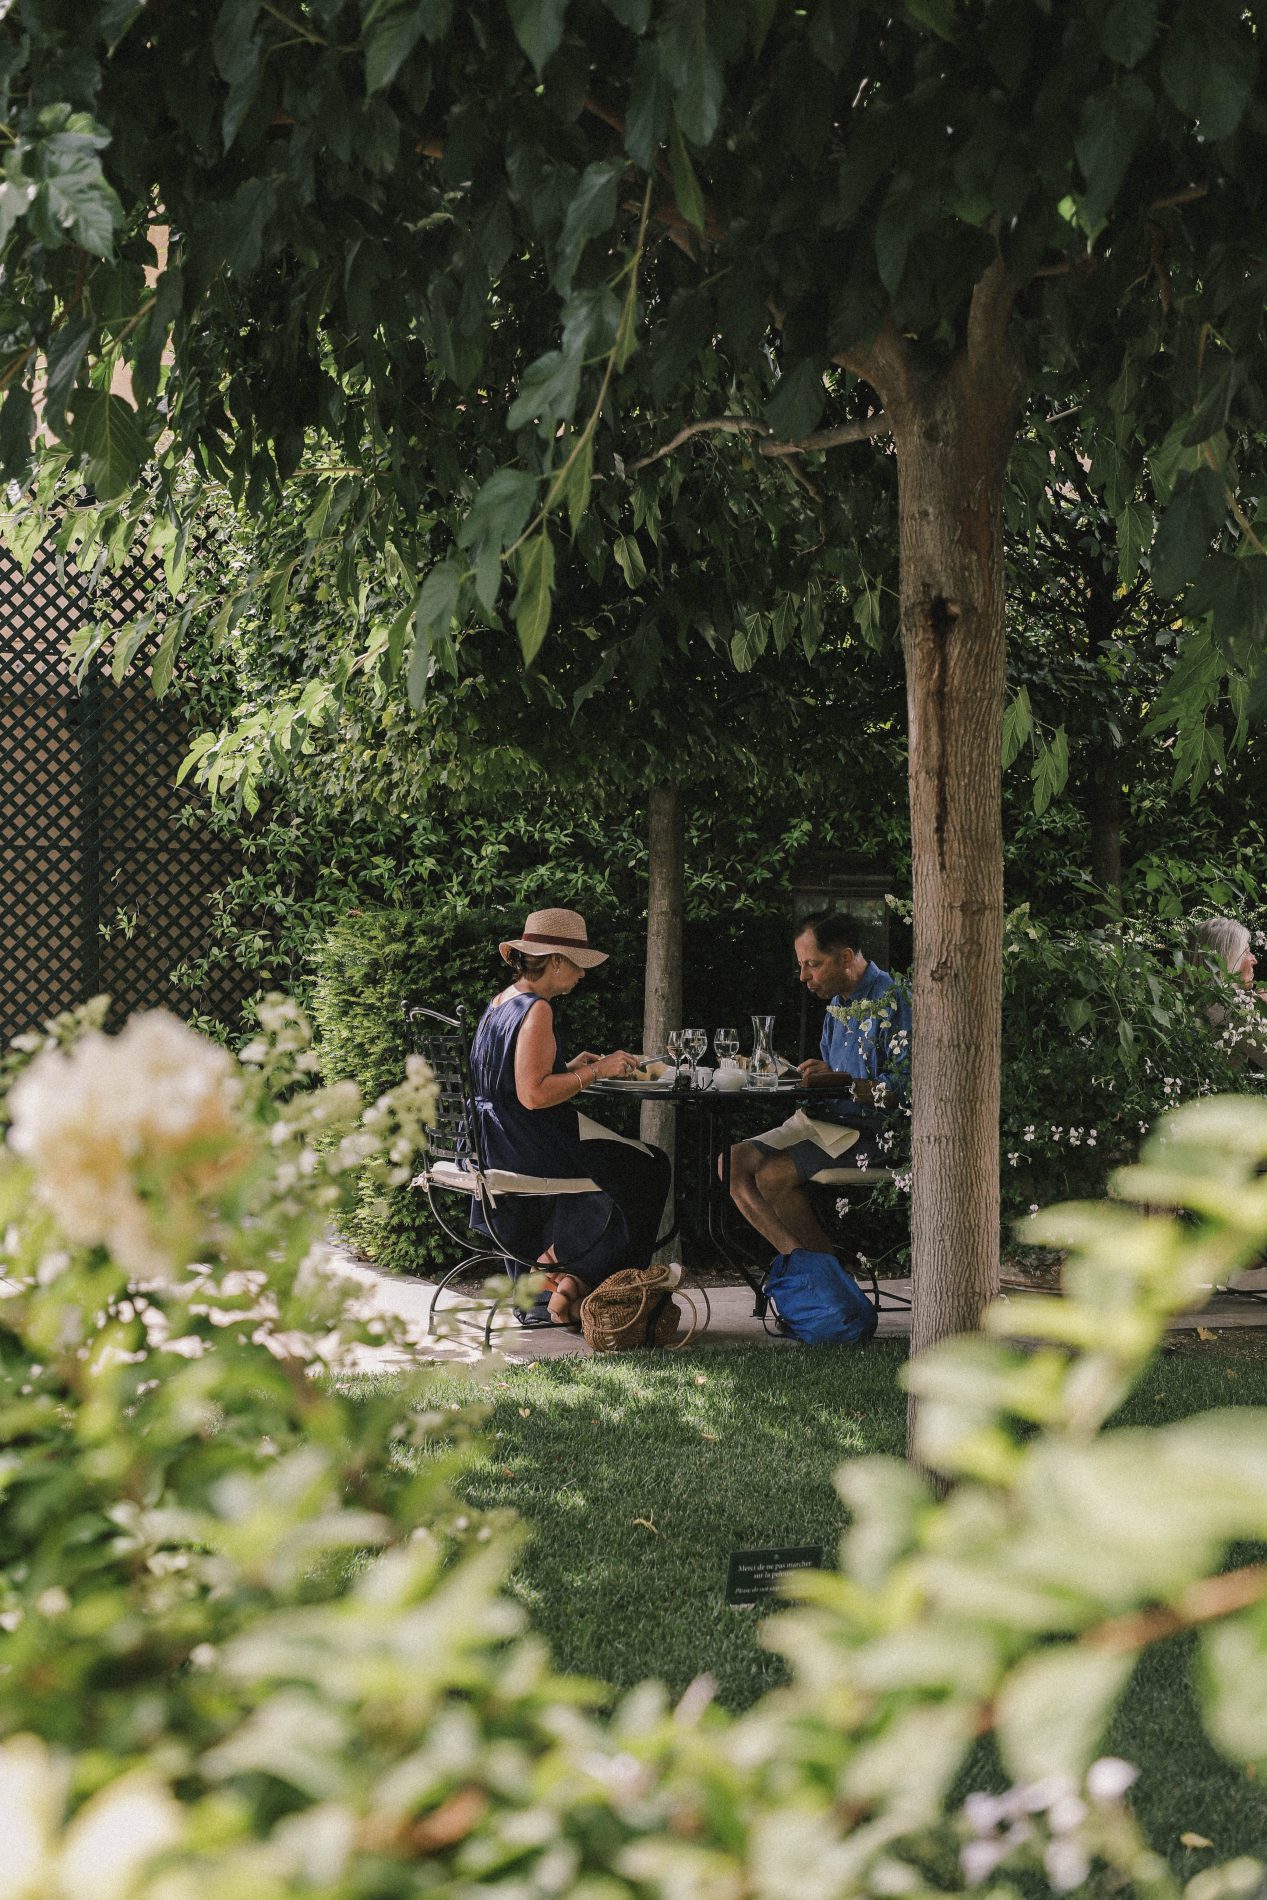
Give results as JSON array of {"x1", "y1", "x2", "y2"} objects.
[{"x1": 763, "y1": 1249, "x2": 878, "y2": 1346}]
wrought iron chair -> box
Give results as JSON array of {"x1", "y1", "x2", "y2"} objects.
[
  {"x1": 806, "y1": 1161, "x2": 912, "y2": 1315},
  {"x1": 404, "y1": 1003, "x2": 615, "y2": 1344}
]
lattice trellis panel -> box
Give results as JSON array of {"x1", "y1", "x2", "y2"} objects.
[{"x1": 0, "y1": 533, "x2": 249, "y2": 1041}]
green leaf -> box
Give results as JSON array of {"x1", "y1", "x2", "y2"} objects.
[
  {"x1": 1001, "y1": 685, "x2": 1032, "y2": 770},
  {"x1": 800, "y1": 582, "x2": 824, "y2": 661},
  {"x1": 560, "y1": 434, "x2": 593, "y2": 534},
  {"x1": 99, "y1": 0, "x2": 146, "y2": 49},
  {"x1": 1150, "y1": 466, "x2": 1226, "y2": 599},
  {"x1": 506, "y1": 0, "x2": 569, "y2": 75},
  {"x1": 657, "y1": 0, "x2": 723, "y2": 145},
  {"x1": 512, "y1": 529, "x2": 555, "y2": 663},
  {"x1": 363, "y1": 0, "x2": 429, "y2": 91},
  {"x1": 1148, "y1": 413, "x2": 1204, "y2": 505},
  {"x1": 214, "y1": 0, "x2": 263, "y2": 146},
  {"x1": 508, "y1": 346, "x2": 582, "y2": 434},
  {"x1": 23, "y1": 109, "x2": 123, "y2": 257},
  {"x1": 1160, "y1": 9, "x2": 1256, "y2": 140},
  {"x1": 625, "y1": 40, "x2": 671, "y2": 169},
  {"x1": 612, "y1": 532, "x2": 646, "y2": 588},
  {"x1": 1064, "y1": 997, "x2": 1095, "y2": 1034},
  {"x1": 903, "y1": 0, "x2": 957, "y2": 40},
  {"x1": 1100, "y1": 0, "x2": 1157, "y2": 67},
  {"x1": 1199, "y1": 1614, "x2": 1267, "y2": 1763},
  {"x1": 996, "y1": 1645, "x2": 1134, "y2": 1783},
  {"x1": 874, "y1": 174, "x2": 926, "y2": 299},
  {"x1": 1074, "y1": 75, "x2": 1152, "y2": 229},
  {"x1": 68, "y1": 388, "x2": 148, "y2": 499},
  {"x1": 771, "y1": 592, "x2": 796, "y2": 654},
  {"x1": 614, "y1": 281, "x2": 639, "y2": 370},
  {"x1": 459, "y1": 467, "x2": 538, "y2": 552},
  {"x1": 414, "y1": 557, "x2": 461, "y2": 639},
  {"x1": 459, "y1": 466, "x2": 537, "y2": 613},
  {"x1": 730, "y1": 612, "x2": 768, "y2": 671},
  {"x1": 807, "y1": 0, "x2": 858, "y2": 73},
  {"x1": 42, "y1": 315, "x2": 93, "y2": 435},
  {"x1": 668, "y1": 123, "x2": 706, "y2": 233},
  {"x1": 1115, "y1": 499, "x2": 1152, "y2": 586},
  {"x1": 604, "y1": 0, "x2": 650, "y2": 26},
  {"x1": 852, "y1": 575, "x2": 883, "y2": 650},
  {"x1": 554, "y1": 159, "x2": 621, "y2": 290},
  {"x1": 385, "y1": 601, "x2": 412, "y2": 678},
  {"x1": 763, "y1": 360, "x2": 826, "y2": 442},
  {"x1": 150, "y1": 615, "x2": 182, "y2": 699},
  {"x1": 1030, "y1": 727, "x2": 1069, "y2": 816}
]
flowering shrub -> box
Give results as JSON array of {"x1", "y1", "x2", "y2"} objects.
[
  {"x1": 999, "y1": 910, "x2": 1266, "y2": 1225},
  {"x1": 4, "y1": 1000, "x2": 1267, "y2": 1894}
]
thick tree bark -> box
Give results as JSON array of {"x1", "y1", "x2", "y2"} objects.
[
  {"x1": 1087, "y1": 754, "x2": 1122, "y2": 902},
  {"x1": 1085, "y1": 571, "x2": 1123, "y2": 905},
  {"x1": 641, "y1": 781, "x2": 683, "y2": 1256},
  {"x1": 844, "y1": 272, "x2": 1021, "y2": 1454}
]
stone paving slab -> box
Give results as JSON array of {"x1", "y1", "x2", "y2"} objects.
[{"x1": 322, "y1": 1250, "x2": 1267, "y2": 1369}]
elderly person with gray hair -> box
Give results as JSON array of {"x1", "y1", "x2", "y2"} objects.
[{"x1": 1192, "y1": 915, "x2": 1267, "y2": 1070}]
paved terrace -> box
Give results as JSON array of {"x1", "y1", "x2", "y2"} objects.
[{"x1": 323, "y1": 1250, "x2": 1267, "y2": 1371}]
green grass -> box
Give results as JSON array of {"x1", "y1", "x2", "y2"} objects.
[
  {"x1": 411, "y1": 1337, "x2": 1267, "y2": 1870},
  {"x1": 422, "y1": 1340, "x2": 907, "y2": 1707}
]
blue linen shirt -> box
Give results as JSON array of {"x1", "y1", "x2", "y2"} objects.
[{"x1": 817, "y1": 961, "x2": 911, "y2": 1129}]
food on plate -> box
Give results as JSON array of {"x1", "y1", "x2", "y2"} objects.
[{"x1": 629, "y1": 1058, "x2": 670, "y2": 1081}]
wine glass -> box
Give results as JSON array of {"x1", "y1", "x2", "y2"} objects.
[
  {"x1": 714, "y1": 1027, "x2": 738, "y2": 1068},
  {"x1": 666, "y1": 1028, "x2": 684, "y2": 1083},
  {"x1": 684, "y1": 1027, "x2": 707, "y2": 1086}
]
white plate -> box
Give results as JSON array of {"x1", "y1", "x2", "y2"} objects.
[{"x1": 599, "y1": 1076, "x2": 677, "y2": 1090}]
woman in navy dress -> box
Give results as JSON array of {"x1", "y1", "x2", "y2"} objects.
[{"x1": 469, "y1": 906, "x2": 672, "y2": 1326}]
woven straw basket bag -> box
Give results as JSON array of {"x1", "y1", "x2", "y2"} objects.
[{"x1": 578, "y1": 1262, "x2": 704, "y2": 1353}]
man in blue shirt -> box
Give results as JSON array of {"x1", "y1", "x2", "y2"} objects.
[{"x1": 728, "y1": 911, "x2": 911, "y2": 1260}]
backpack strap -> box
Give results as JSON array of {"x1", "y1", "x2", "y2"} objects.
[{"x1": 759, "y1": 1255, "x2": 792, "y2": 1338}]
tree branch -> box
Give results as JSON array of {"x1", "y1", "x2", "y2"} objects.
[
  {"x1": 967, "y1": 255, "x2": 1019, "y2": 379},
  {"x1": 1150, "y1": 184, "x2": 1209, "y2": 211},
  {"x1": 832, "y1": 315, "x2": 917, "y2": 416},
  {"x1": 625, "y1": 410, "x2": 887, "y2": 474},
  {"x1": 760, "y1": 413, "x2": 890, "y2": 457},
  {"x1": 1085, "y1": 1561, "x2": 1267, "y2": 1655}
]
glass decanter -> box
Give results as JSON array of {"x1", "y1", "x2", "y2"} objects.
[{"x1": 748, "y1": 1015, "x2": 779, "y2": 1086}]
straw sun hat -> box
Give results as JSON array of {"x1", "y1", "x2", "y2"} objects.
[{"x1": 498, "y1": 907, "x2": 609, "y2": 969}]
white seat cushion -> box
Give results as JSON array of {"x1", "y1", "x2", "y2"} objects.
[
  {"x1": 812, "y1": 1166, "x2": 896, "y2": 1188},
  {"x1": 415, "y1": 1160, "x2": 601, "y2": 1197}
]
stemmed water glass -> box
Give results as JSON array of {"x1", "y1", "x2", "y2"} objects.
[
  {"x1": 682, "y1": 1027, "x2": 706, "y2": 1087},
  {"x1": 665, "y1": 1028, "x2": 685, "y2": 1084},
  {"x1": 714, "y1": 1027, "x2": 738, "y2": 1069}
]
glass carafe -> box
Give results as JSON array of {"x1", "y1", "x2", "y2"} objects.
[{"x1": 748, "y1": 1015, "x2": 778, "y2": 1086}]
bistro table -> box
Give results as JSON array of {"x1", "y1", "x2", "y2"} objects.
[{"x1": 588, "y1": 1072, "x2": 820, "y2": 1314}]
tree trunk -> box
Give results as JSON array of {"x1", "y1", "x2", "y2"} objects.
[
  {"x1": 1085, "y1": 571, "x2": 1124, "y2": 906},
  {"x1": 641, "y1": 781, "x2": 683, "y2": 1256},
  {"x1": 1087, "y1": 753, "x2": 1122, "y2": 903},
  {"x1": 869, "y1": 293, "x2": 1019, "y2": 1452}
]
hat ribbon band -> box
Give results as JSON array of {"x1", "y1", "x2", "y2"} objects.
[{"x1": 522, "y1": 930, "x2": 590, "y2": 949}]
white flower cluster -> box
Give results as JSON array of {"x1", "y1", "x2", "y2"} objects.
[
  {"x1": 8, "y1": 1011, "x2": 246, "y2": 1280},
  {"x1": 960, "y1": 1757, "x2": 1138, "y2": 1892},
  {"x1": 0, "y1": 1730, "x2": 182, "y2": 1900}
]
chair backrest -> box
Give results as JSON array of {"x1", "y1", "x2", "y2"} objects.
[{"x1": 403, "y1": 1003, "x2": 482, "y2": 1169}]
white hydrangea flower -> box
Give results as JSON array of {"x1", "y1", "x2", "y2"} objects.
[{"x1": 8, "y1": 1011, "x2": 246, "y2": 1280}]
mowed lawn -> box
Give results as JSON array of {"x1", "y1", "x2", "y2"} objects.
[{"x1": 408, "y1": 1339, "x2": 1267, "y2": 1870}]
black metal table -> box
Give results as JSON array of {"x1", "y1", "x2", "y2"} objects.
[{"x1": 588, "y1": 1076, "x2": 817, "y2": 1313}]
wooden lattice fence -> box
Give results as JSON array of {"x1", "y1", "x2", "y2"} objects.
[{"x1": 0, "y1": 536, "x2": 248, "y2": 1042}]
